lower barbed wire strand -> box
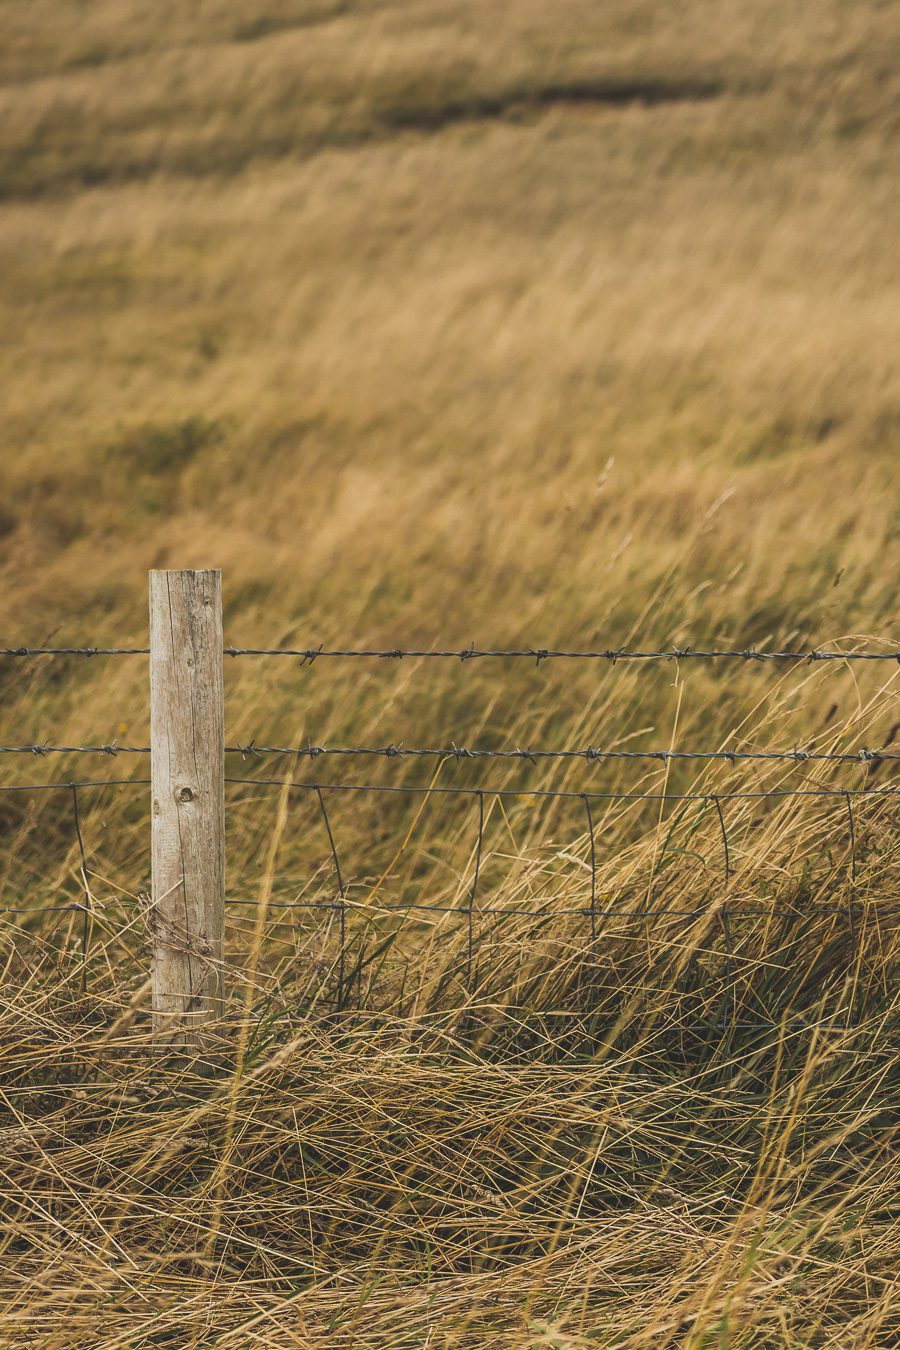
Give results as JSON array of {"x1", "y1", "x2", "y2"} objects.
[
  {"x1": 222, "y1": 645, "x2": 900, "y2": 662},
  {"x1": 1, "y1": 742, "x2": 898, "y2": 764}
]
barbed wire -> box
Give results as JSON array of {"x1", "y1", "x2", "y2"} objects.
[
  {"x1": 0, "y1": 744, "x2": 152, "y2": 756},
  {"x1": 1, "y1": 776, "x2": 896, "y2": 801},
  {"x1": 1, "y1": 647, "x2": 150, "y2": 657},
  {"x1": 1, "y1": 741, "x2": 897, "y2": 765},
  {"x1": 0, "y1": 776, "x2": 148, "y2": 794},
  {"x1": 2, "y1": 771, "x2": 895, "y2": 1028},
  {"x1": 2, "y1": 643, "x2": 899, "y2": 663},
  {"x1": 3, "y1": 622, "x2": 896, "y2": 1028},
  {"x1": 225, "y1": 645, "x2": 900, "y2": 664}
]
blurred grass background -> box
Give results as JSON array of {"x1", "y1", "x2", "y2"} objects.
[{"x1": 0, "y1": 2, "x2": 898, "y2": 1346}]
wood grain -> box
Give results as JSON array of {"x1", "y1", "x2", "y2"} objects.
[{"x1": 150, "y1": 569, "x2": 224, "y2": 1041}]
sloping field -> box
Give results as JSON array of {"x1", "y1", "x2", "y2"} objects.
[{"x1": 0, "y1": 2, "x2": 898, "y2": 1345}]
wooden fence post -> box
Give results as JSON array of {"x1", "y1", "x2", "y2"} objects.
[{"x1": 150, "y1": 569, "x2": 225, "y2": 1042}]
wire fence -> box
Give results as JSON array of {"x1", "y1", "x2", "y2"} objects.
[
  {"x1": 1, "y1": 629, "x2": 898, "y2": 1032},
  {"x1": 2, "y1": 741, "x2": 898, "y2": 764},
  {"x1": 1, "y1": 771, "x2": 897, "y2": 1022},
  {"x1": 2, "y1": 643, "x2": 900, "y2": 661},
  {"x1": 3, "y1": 770, "x2": 896, "y2": 914}
]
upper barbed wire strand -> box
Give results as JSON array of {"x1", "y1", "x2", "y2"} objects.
[{"x1": 2, "y1": 644, "x2": 899, "y2": 662}]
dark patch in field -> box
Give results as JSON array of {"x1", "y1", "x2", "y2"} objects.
[
  {"x1": 232, "y1": 3, "x2": 351, "y2": 43},
  {"x1": 738, "y1": 413, "x2": 843, "y2": 464},
  {"x1": 378, "y1": 77, "x2": 724, "y2": 134},
  {"x1": 0, "y1": 73, "x2": 723, "y2": 202},
  {"x1": 108, "y1": 416, "x2": 225, "y2": 475}
]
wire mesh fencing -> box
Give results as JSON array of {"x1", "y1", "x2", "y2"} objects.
[{"x1": 1, "y1": 622, "x2": 898, "y2": 1036}]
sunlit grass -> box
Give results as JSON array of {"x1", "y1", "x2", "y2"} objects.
[{"x1": 0, "y1": 1, "x2": 898, "y2": 1344}]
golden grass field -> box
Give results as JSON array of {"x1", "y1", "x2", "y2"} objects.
[{"x1": 0, "y1": 2, "x2": 899, "y2": 1345}]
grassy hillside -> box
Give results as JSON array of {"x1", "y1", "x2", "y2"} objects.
[{"x1": 0, "y1": 2, "x2": 898, "y2": 1345}]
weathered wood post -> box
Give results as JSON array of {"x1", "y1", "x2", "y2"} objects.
[{"x1": 150, "y1": 569, "x2": 225, "y2": 1042}]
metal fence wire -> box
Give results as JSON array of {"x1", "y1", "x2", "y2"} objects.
[
  {"x1": 3, "y1": 643, "x2": 900, "y2": 661},
  {"x1": 1, "y1": 634, "x2": 897, "y2": 1028}
]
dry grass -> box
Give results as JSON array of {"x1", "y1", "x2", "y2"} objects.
[{"x1": 0, "y1": 1, "x2": 899, "y2": 1345}]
